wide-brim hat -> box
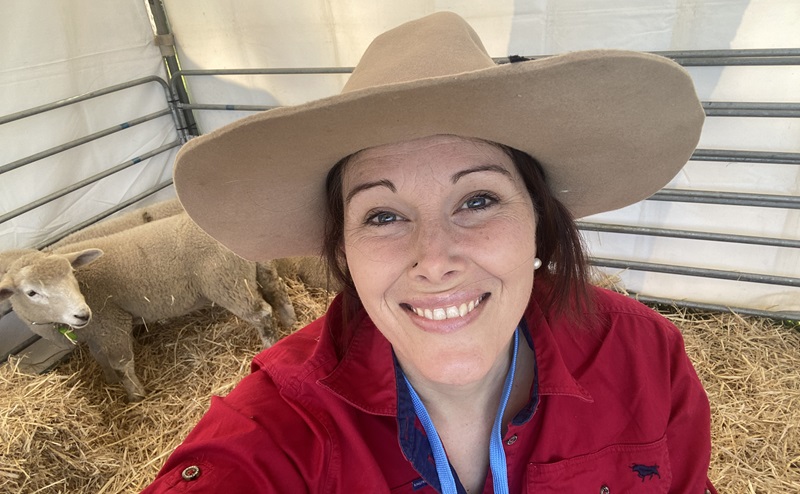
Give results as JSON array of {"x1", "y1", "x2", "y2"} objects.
[{"x1": 174, "y1": 11, "x2": 704, "y2": 261}]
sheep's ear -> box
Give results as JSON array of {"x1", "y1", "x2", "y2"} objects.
[
  {"x1": 0, "y1": 277, "x2": 15, "y2": 302},
  {"x1": 64, "y1": 248, "x2": 104, "y2": 268}
]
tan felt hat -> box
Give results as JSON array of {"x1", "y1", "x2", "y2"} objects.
[{"x1": 174, "y1": 11, "x2": 704, "y2": 261}]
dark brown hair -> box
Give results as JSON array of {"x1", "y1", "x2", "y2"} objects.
[{"x1": 322, "y1": 140, "x2": 594, "y2": 352}]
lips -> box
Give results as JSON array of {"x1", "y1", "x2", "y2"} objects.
[{"x1": 404, "y1": 294, "x2": 488, "y2": 321}]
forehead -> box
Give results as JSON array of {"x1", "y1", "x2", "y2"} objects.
[
  {"x1": 344, "y1": 135, "x2": 514, "y2": 183},
  {"x1": 18, "y1": 257, "x2": 73, "y2": 285}
]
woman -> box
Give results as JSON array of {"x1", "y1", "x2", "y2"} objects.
[{"x1": 142, "y1": 12, "x2": 716, "y2": 493}]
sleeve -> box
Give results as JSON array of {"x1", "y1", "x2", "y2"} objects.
[
  {"x1": 139, "y1": 372, "x2": 325, "y2": 494},
  {"x1": 663, "y1": 321, "x2": 718, "y2": 494}
]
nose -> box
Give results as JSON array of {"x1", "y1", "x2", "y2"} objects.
[
  {"x1": 409, "y1": 219, "x2": 465, "y2": 283},
  {"x1": 74, "y1": 308, "x2": 91, "y2": 324}
]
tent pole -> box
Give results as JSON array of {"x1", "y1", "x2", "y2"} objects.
[{"x1": 147, "y1": 0, "x2": 197, "y2": 141}]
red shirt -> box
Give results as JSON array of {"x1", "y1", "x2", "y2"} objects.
[{"x1": 142, "y1": 287, "x2": 717, "y2": 493}]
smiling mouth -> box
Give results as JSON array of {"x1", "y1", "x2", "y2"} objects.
[{"x1": 403, "y1": 294, "x2": 489, "y2": 321}]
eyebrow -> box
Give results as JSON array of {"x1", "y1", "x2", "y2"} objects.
[
  {"x1": 451, "y1": 164, "x2": 512, "y2": 183},
  {"x1": 345, "y1": 179, "x2": 396, "y2": 204},
  {"x1": 345, "y1": 164, "x2": 511, "y2": 204}
]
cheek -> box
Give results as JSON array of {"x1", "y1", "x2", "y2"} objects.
[
  {"x1": 470, "y1": 213, "x2": 537, "y2": 272},
  {"x1": 344, "y1": 229, "x2": 410, "y2": 294}
]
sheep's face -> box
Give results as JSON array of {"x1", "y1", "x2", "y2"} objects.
[{"x1": 0, "y1": 251, "x2": 99, "y2": 328}]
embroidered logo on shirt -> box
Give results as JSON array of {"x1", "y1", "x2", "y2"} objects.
[
  {"x1": 630, "y1": 463, "x2": 661, "y2": 482},
  {"x1": 412, "y1": 478, "x2": 429, "y2": 490}
]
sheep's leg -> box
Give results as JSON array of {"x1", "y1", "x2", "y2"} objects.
[
  {"x1": 84, "y1": 309, "x2": 146, "y2": 401},
  {"x1": 87, "y1": 338, "x2": 122, "y2": 384},
  {"x1": 200, "y1": 263, "x2": 284, "y2": 348},
  {"x1": 218, "y1": 296, "x2": 278, "y2": 348},
  {"x1": 256, "y1": 261, "x2": 297, "y2": 329}
]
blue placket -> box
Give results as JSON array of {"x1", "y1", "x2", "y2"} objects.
[{"x1": 403, "y1": 327, "x2": 520, "y2": 494}]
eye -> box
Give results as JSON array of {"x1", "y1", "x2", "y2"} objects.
[
  {"x1": 26, "y1": 290, "x2": 38, "y2": 298},
  {"x1": 366, "y1": 211, "x2": 400, "y2": 226},
  {"x1": 461, "y1": 192, "x2": 498, "y2": 211}
]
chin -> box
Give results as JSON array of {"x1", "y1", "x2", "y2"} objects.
[{"x1": 418, "y1": 356, "x2": 488, "y2": 386}]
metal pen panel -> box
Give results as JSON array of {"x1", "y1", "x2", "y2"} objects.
[{"x1": 157, "y1": 48, "x2": 799, "y2": 320}]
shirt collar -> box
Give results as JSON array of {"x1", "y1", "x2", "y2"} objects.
[
  {"x1": 524, "y1": 296, "x2": 594, "y2": 403},
  {"x1": 317, "y1": 304, "x2": 398, "y2": 416},
  {"x1": 317, "y1": 293, "x2": 593, "y2": 417}
]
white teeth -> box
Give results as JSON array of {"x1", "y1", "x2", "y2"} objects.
[{"x1": 411, "y1": 295, "x2": 484, "y2": 321}]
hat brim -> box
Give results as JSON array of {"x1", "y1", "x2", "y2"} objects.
[{"x1": 174, "y1": 49, "x2": 703, "y2": 261}]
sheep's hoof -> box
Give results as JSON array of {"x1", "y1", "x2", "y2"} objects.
[
  {"x1": 260, "y1": 335, "x2": 276, "y2": 348},
  {"x1": 126, "y1": 392, "x2": 146, "y2": 403},
  {"x1": 278, "y1": 305, "x2": 297, "y2": 329}
]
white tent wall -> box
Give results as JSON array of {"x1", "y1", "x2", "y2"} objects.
[
  {"x1": 163, "y1": 0, "x2": 799, "y2": 313},
  {"x1": 0, "y1": 0, "x2": 179, "y2": 253}
]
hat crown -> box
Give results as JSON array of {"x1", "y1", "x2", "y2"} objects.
[{"x1": 342, "y1": 11, "x2": 496, "y2": 93}]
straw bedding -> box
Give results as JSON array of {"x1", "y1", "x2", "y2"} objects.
[{"x1": 1, "y1": 278, "x2": 798, "y2": 493}]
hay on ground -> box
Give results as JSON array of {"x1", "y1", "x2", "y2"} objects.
[{"x1": 1, "y1": 278, "x2": 798, "y2": 493}]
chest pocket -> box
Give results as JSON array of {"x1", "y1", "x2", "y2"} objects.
[{"x1": 527, "y1": 436, "x2": 672, "y2": 493}]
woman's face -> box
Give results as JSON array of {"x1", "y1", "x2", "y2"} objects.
[{"x1": 342, "y1": 135, "x2": 538, "y2": 387}]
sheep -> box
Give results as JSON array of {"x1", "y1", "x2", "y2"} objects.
[
  {"x1": 0, "y1": 212, "x2": 296, "y2": 402},
  {"x1": 0, "y1": 199, "x2": 184, "y2": 316},
  {"x1": 272, "y1": 256, "x2": 341, "y2": 293},
  {"x1": 47, "y1": 198, "x2": 336, "y2": 292},
  {"x1": 45, "y1": 197, "x2": 184, "y2": 250},
  {"x1": 2, "y1": 198, "x2": 333, "y2": 317},
  {"x1": 0, "y1": 249, "x2": 38, "y2": 317}
]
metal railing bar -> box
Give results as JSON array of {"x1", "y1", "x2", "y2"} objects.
[
  {"x1": 627, "y1": 292, "x2": 800, "y2": 321},
  {"x1": 0, "y1": 140, "x2": 181, "y2": 225},
  {"x1": 0, "y1": 109, "x2": 173, "y2": 176},
  {"x1": 591, "y1": 257, "x2": 800, "y2": 287},
  {"x1": 168, "y1": 67, "x2": 354, "y2": 103},
  {"x1": 703, "y1": 102, "x2": 800, "y2": 117},
  {"x1": 651, "y1": 48, "x2": 800, "y2": 58},
  {"x1": 0, "y1": 76, "x2": 172, "y2": 126},
  {"x1": 704, "y1": 102, "x2": 800, "y2": 111},
  {"x1": 704, "y1": 109, "x2": 800, "y2": 118},
  {"x1": 649, "y1": 189, "x2": 800, "y2": 209},
  {"x1": 36, "y1": 180, "x2": 175, "y2": 250},
  {"x1": 691, "y1": 149, "x2": 800, "y2": 165},
  {"x1": 173, "y1": 67, "x2": 354, "y2": 77},
  {"x1": 0, "y1": 335, "x2": 42, "y2": 364},
  {"x1": 577, "y1": 222, "x2": 800, "y2": 249},
  {"x1": 494, "y1": 49, "x2": 800, "y2": 65},
  {"x1": 178, "y1": 103, "x2": 281, "y2": 112},
  {"x1": 670, "y1": 56, "x2": 800, "y2": 66}
]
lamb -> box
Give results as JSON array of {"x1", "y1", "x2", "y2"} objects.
[
  {"x1": 45, "y1": 197, "x2": 184, "y2": 250},
  {"x1": 47, "y1": 198, "x2": 336, "y2": 292},
  {"x1": 0, "y1": 212, "x2": 296, "y2": 401},
  {"x1": 273, "y1": 256, "x2": 341, "y2": 293},
  {"x1": 0, "y1": 199, "x2": 184, "y2": 317}
]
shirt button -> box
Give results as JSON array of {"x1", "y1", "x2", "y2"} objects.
[
  {"x1": 600, "y1": 486, "x2": 610, "y2": 494},
  {"x1": 181, "y1": 465, "x2": 201, "y2": 481},
  {"x1": 506, "y1": 434, "x2": 518, "y2": 445}
]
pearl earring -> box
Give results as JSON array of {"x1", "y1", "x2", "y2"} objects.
[{"x1": 533, "y1": 257, "x2": 542, "y2": 270}]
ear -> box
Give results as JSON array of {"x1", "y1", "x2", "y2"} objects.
[
  {"x1": 63, "y1": 248, "x2": 104, "y2": 268},
  {"x1": 0, "y1": 277, "x2": 15, "y2": 302}
]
